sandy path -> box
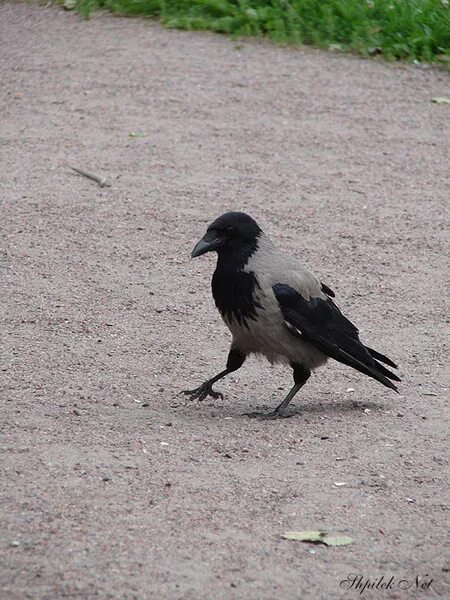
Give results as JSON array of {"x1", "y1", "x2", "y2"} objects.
[{"x1": 1, "y1": 3, "x2": 449, "y2": 599}]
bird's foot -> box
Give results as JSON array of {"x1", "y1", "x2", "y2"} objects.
[
  {"x1": 243, "y1": 408, "x2": 291, "y2": 419},
  {"x1": 182, "y1": 381, "x2": 224, "y2": 402}
]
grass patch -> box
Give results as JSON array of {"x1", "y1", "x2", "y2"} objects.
[{"x1": 74, "y1": 0, "x2": 450, "y2": 62}]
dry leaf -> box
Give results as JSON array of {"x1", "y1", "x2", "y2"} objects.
[{"x1": 281, "y1": 531, "x2": 353, "y2": 546}]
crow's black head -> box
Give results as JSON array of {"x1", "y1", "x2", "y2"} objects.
[{"x1": 191, "y1": 212, "x2": 262, "y2": 258}]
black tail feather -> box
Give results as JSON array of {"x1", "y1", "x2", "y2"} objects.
[
  {"x1": 365, "y1": 346, "x2": 398, "y2": 369},
  {"x1": 338, "y1": 350, "x2": 399, "y2": 393},
  {"x1": 372, "y1": 359, "x2": 401, "y2": 382}
]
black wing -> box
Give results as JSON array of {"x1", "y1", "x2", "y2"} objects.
[{"x1": 273, "y1": 283, "x2": 400, "y2": 392}]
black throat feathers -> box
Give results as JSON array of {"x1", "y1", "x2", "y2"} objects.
[{"x1": 211, "y1": 237, "x2": 263, "y2": 327}]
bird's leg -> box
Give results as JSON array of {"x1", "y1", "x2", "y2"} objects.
[
  {"x1": 182, "y1": 368, "x2": 228, "y2": 401},
  {"x1": 245, "y1": 363, "x2": 311, "y2": 419},
  {"x1": 182, "y1": 347, "x2": 246, "y2": 401}
]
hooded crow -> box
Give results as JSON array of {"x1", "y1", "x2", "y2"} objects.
[{"x1": 184, "y1": 212, "x2": 400, "y2": 418}]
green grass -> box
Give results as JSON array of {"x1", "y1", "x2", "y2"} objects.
[{"x1": 75, "y1": 0, "x2": 450, "y2": 62}]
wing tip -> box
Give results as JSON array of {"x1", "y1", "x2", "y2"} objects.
[
  {"x1": 365, "y1": 346, "x2": 398, "y2": 369},
  {"x1": 321, "y1": 282, "x2": 335, "y2": 298}
]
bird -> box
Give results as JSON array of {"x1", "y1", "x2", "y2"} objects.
[{"x1": 183, "y1": 211, "x2": 400, "y2": 418}]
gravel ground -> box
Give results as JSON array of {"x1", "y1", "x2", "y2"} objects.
[{"x1": 1, "y1": 3, "x2": 449, "y2": 599}]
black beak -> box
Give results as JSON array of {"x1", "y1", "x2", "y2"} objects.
[{"x1": 191, "y1": 230, "x2": 225, "y2": 258}]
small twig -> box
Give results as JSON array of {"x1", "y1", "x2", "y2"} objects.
[{"x1": 68, "y1": 165, "x2": 110, "y2": 188}]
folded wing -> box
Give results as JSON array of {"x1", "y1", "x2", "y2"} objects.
[{"x1": 273, "y1": 283, "x2": 400, "y2": 391}]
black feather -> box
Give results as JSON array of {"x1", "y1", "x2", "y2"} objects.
[
  {"x1": 321, "y1": 282, "x2": 335, "y2": 298},
  {"x1": 211, "y1": 234, "x2": 263, "y2": 328},
  {"x1": 273, "y1": 283, "x2": 400, "y2": 392},
  {"x1": 365, "y1": 346, "x2": 398, "y2": 369},
  {"x1": 371, "y1": 359, "x2": 401, "y2": 382},
  {"x1": 212, "y1": 268, "x2": 262, "y2": 327}
]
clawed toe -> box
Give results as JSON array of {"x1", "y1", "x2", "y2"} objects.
[
  {"x1": 181, "y1": 383, "x2": 223, "y2": 402},
  {"x1": 181, "y1": 388, "x2": 201, "y2": 399},
  {"x1": 181, "y1": 388, "x2": 206, "y2": 401}
]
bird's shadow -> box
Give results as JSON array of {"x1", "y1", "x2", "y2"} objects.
[
  {"x1": 176, "y1": 397, "x2": 384, "y2": 420},
  {"x1": 239, "y1": 398, "x2": 384, "y2": 418}
]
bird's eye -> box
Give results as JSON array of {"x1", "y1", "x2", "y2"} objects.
[{"x1": 226, "y1": 226, "x2": 234, "y2": 233}]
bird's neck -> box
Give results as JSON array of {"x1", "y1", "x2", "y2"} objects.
[{"x1": 216, "y1": 238, "x2": 259, "y2": 272}]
